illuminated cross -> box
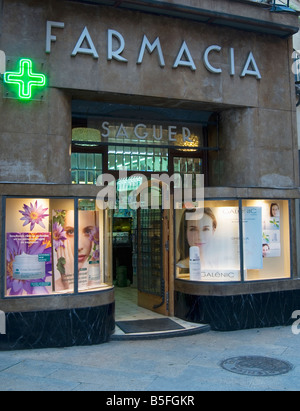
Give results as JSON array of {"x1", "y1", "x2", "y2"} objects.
[{"x1": 4, "y1": 58, "x2": 46, "y2": 100}]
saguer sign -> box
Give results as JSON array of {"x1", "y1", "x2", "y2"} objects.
[{"x1": 46, "y1": 21, "x2": 262, "y2": 80}]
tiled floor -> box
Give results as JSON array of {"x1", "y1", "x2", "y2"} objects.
[
  {"x1": 113, "y1": 286, "x2": 210, "y2": 339},
  {"x1": 114, "y1": 286, "x2": 164, "y2": 321}
]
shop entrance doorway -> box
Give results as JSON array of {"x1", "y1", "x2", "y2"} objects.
[
  {"x1": 113, "y1": 179, "x2": 172, "y2": 319},
  {"x1": 136, "y1": 207, "x2": 170, "y2": 316},
  {"x1": 71, "y1": 100, "x2": 216, "y2": 320}
]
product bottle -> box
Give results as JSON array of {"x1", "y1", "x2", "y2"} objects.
[{"x1": 189, "y1": 246, "x2": 201, "y2": 281}]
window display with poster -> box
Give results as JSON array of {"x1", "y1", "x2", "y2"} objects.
[
  {"x1": 5, "y1": 199, "x2": 53, "y2": 296},
  {"x1": 176, "y1": 200, "x2": 242, "y2": 282},
  {"x1": 52, "y1": 199, "x2": 108, "y2": 293},
  {"x1": 175, "y1": 199, "x2": 291, "y2": 283},
  {"x1": 243, "y1": 199, "x2": 291, "y2": 281},
  {"x1": 4, "y1": 197, "x2": 112, "y2": 297}
]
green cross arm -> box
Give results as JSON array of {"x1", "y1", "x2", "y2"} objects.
[{"x1": 4, "y1": 58, "x2": 46, "y2": 100}]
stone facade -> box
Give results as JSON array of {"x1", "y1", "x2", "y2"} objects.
[
  {"x1": 0, "y1": 0, "x2": 300, "y2": 341},
  {"x1": 0, "y1": 0, "x2": 299, "y2": 188}
]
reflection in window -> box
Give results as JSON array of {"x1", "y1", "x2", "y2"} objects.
[
  {"x1": 175, "y1": 199, "x2": 291, "y2": 283},
  {"x1": 71, "y1": 153, "x2": 102, "y2": 185},
  {"x1": 243, "y1": 200, "x2": 291, "y2": 281},
  {"x1": 176, "y1": 201, "x2": 241, "y2": 282},
  {"x1": 5, "y1": 197, "x2": 112, "y2": 297},
  {"x1": 108, "y1": 145, "x2": 168, "y2": 172},
  {"x1": 173, "y1": 157, "x2": 202, "y2": 174}
]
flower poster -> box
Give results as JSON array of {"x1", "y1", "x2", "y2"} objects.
[
  {"x1": 6, "y1": 232, "x2": 52, "y2": 296},
  {"x1": 5, "y1": 199, "x2": 52, "y2": 296},
  {"x1": 19, "y1": 201, "x2": 49, "y2": 231}
]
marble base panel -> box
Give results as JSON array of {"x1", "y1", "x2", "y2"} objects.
[
  {"x1": 0, "y1": 303, "x2": 115, "y2": 350},
  {"x1": 175, "y1": 290, "x2": 300, "y2": 331}
]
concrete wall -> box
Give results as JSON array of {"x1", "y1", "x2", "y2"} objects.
[
  {"x1": 218, "y1": 107, "x2": 299, "y2": 188},
  {"x1": 0, "y1": 88, "x2": 71, "y2": 183}
]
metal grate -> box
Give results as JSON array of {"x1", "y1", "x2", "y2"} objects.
[
  {"x1": 221, "y1": 356, "x2": 293, "y2": 376},
  {"x1": 136, "y1": 209, "x2": 163, "y2": 296}
]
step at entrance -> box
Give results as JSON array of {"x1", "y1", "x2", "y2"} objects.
[{"x1": 111, "y1": 317, "x2": 210, "y2": 341}]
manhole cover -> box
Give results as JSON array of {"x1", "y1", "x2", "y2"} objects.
[{"x1": 221, "y1": 356, "x2": 293, "y2": 377}]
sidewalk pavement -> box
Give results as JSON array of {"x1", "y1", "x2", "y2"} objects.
[{"x1": 0, "y1": 325, "x2": 299, "y2": 391}]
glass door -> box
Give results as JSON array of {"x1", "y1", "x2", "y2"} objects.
[{"x1": 135, "y1": 184, "x2": 170, "y2": 316}]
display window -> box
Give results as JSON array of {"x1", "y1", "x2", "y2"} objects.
[
  {"x1": 176, "y1": 200, "x2": 241, "y2": 282},
  {"x1": 4, "y1": 197, "x2": 112, "y2": 297},
  {"x1": 242, "y1": 199, "x2": 291, "y2": 281},
  {"x1": 175, "y1": 199, "x2": 291, "y2": 283}
]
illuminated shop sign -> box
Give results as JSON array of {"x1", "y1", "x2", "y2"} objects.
[
  {"x1": 3, "y1": 58, "x2": 47, "y2": 100},
  {"x1": 101, "y1": 121, "x2": 193, "y2": 143},
  {"x1": 46, "y1": 21, "x2": 262, "y2": 80}
]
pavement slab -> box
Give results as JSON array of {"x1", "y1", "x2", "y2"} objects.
[{"x1": 0, "y1": 326, "x2": 299, "y2": 392}]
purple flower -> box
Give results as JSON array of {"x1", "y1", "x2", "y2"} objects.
[
  {"x1": 92, "y1": 249, "x2": 100, "y2": 261},
  {"x1": 52, "y1": 222, "x2": 67, "y2": 251},
  {"x1": 89, "y1": 227, "x2": 99, "y2": 245},
  {"x1": 19, "y1": 201, "x2": 49, "y2": 231}
]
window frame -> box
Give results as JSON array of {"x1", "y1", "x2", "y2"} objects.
[
  {"x1": 2, "y1": 195, "x2": 113, "y2": 299},
  {"x1": 174, "y1": 198, "x2": 293, "y2": 285}
]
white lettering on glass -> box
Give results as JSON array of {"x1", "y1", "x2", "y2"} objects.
[
  {"x1": 182, "y1": 127, "x2": 192, "y2": 143},
  {"x1": 101, "y1": 122, "x2": 191, "y2": 144},
  {"x1": 134, "y1": 124, "x2": 148, "y2": 140}
]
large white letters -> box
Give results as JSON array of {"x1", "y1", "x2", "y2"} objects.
[
  {"x1": 137, "y1": 35, "x2": 165, "y2": 67},
  {"x1": 107, "y1": 29, "x2": 128, "y2": 62},
  {"x1": 45, "y1": 21, "x2": 262, "y2": 79},
  {"x1": 71, "y1": 27, "x2": 99, "y2": 59},
  {"x1": 204, "y1": 45, "x2": 222, "y2": 74},
  {"x1": 173, "y1": 41, "x2": 196, "y2": 71},
  {"x1": 240, "y1": 52, "x2": 262, "y2": 79},
  {"x1": 46, "y1": 21, "x2": 65, "y2": 53}
]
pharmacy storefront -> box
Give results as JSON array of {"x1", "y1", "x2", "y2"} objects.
[{"x1": 0, "y1": 0, "x2": 300, "y2": 349}]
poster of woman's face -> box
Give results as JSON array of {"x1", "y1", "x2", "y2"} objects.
[
  {"x1": 177, "y1": 208, "x2": 217, "y2": 270},
  {"x1": 53, "y1": 210, "x2": 100, "y2": 292},
  {"x1": 270, "y1": 203, "x2": 280, "y2": 217},
  {"x1": 176, "y1": 205, "x2": 263, "y2": 278},
  {"x1": 262, "y1": 201, "x2": 281, "y2": 258}
]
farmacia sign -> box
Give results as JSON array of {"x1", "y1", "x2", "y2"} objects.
[{"x1": 46, "y1": 21, "x2": 262, "y2": 79}]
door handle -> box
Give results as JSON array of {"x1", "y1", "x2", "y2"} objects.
[{"x1": 165, "y1": 240, "x2": 169, "y2": 252}]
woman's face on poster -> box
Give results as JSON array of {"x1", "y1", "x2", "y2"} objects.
[
  {"x1": 186, "y1": 214, "x2": 215, "y2": 252},
  {"x1": 262, "y1": 244, "x2": 270, "y2": 258},
  {"x1": 271, "y1": 204, "x2": 280, "y2": 217},
  {"x1": 64, "y1": 210, "x2": 96, "y2": 269}
]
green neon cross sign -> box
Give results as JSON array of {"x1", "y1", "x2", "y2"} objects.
[{"x1": 4, "y1": 58, "x2": 46, "y2": 100}]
